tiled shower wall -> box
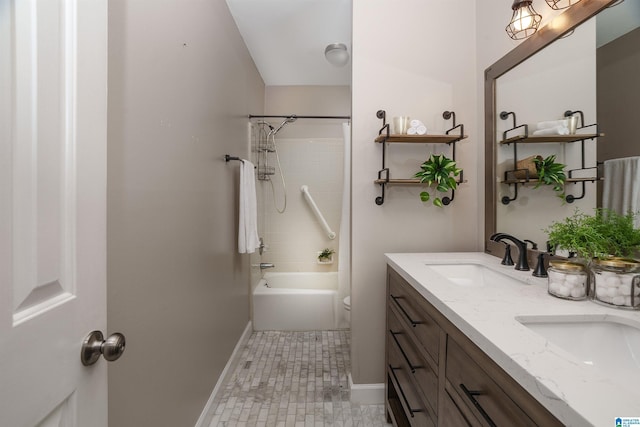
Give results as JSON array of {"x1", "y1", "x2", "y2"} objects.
[{"x1": 258, "y1": 137, "x2": 344, "y2": 272}]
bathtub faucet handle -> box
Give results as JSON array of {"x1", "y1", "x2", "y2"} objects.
[{"x1": 259, "y1": 263, "x2": 275, "y2": 270}]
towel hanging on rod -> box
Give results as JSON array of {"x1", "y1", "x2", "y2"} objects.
[{"x1": 238, "y1": 159, "x2": 260, "y2": 254}]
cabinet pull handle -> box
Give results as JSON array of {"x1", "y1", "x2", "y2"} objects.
[
  {"x1": 459, "y1": 383, "x2": 497, "y2": 427},
  {"x1": 390, "y1": 294, "x2": 423, "y2": 327},
  {"x1": 389, "y1": 330, "x2": 419, "y2": 373},
  {"x1": 389, "y1": 365, "x2": 423, "y2": 418}
]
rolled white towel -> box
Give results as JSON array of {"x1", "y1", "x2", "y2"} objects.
[
  {"x1": 536, "y1": 119, "x2": 569, "y2": 129},
  {"x1": 532, "y1": 126, "x2": 569, "y2": 136},
  {"x1": 410, "y1": 119, "x2": 423, "y2": 128},
  {"x1": 407, "y1": 127, "x2": 418, "y2": 135},
  {"x1": 416, "y1": 125, "x2": 427, "y2": 135}
]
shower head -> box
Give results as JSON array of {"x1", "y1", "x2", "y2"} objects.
[{"x1": 273, "y1": 115, "x2": 297, "y2": 135}]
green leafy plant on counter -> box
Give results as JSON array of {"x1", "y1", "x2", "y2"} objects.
[
  {"x1": 545, "y1": 208, "x2": 640, "y2": 260},
  {"x1": 318, "y1": 248, "x2": 335, "y2": 262},
  {"x1": 532, "y1": 155, "x2": 566, "y2": 200},
  {"x1": 414, "y1": 154, "x2": 462, "y2": 207}
]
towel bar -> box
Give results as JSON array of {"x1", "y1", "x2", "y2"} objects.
[{"x1": 224, "y1": 154, "x2": 242, "y2": 162}]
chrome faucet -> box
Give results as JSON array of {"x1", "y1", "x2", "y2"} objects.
[
  {"x1": 490, "y1": 233, "x2": 530, "y2": 271},
  {"x1": 259, "y1": 263, "x2": 275, "y2": 270}
]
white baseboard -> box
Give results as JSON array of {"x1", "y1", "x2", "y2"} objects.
[
  {"x1": 194, "y1": 321, "x2": 253, "y2": 427},
  {"x1": 348, "y1": 373, "x2": 385, "y2": 405}
]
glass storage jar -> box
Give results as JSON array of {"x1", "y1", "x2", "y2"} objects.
[
  {"x1": 590, "y1": 258, "x2": 640, "y2": 309},
  {"x1": 547, "y1": 260, "x2": 588, "y2": 300}
]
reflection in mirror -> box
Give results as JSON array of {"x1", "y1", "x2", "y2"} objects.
[
  {"x1": 493, "y1": 2, "x2": 640, "y2": 246},
  {"x1": 596, "y1": 1, "x2": 640, "y2": 221}
]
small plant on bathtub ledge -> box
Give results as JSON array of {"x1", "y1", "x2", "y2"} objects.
[{"x1": 317, "y1": 248, "x2": 335, "y2": 264}]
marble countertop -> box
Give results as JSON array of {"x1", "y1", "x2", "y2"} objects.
[{"x1": 385, "y1": 252, "x2": 640, "y2": 427}]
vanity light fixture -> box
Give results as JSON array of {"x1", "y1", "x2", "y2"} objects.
[
  {"x1": 506, "y1": 0, "x2": 542, "y2": 40},
  {"x1": 545, "y1": 0, "x2": 583, "y2": 10},
  {"x1": 324, "y1": 43, "x2": 349, "y2": 67}
]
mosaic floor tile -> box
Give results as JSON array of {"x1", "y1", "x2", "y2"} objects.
[{"x1": 204, "y1": 331, "x2": 391, "y2": 427}]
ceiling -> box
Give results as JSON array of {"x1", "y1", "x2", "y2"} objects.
[{"x1": 225, "y1": 0, "x2": 352, "y2": 86}]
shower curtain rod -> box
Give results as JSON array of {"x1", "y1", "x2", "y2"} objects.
[{"x1": 248, "y1": 114, "x2": 350, "y2": 120}]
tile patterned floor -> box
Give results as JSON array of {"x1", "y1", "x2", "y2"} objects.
[{"x1": 203, "y1": 330, "x2": 391, "y2": 427}]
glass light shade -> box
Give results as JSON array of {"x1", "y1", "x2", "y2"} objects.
[
  {"x1": 546, "y1": 0, "x2": 583, "y2": 10},
  {"x1": 506, "y1": 0, "x2": 542, "y2": 40},
  {"x1": 325, "y1": 43, "x2": 349, "y2": 67}
]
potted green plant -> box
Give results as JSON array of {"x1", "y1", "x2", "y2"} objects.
[
  {"x1": 545, "y1": 208, "x2": 640, "y2": 260},
  {"x1": 414, "y1": 154, "x2": 462, "y2": 207},
  {"x1": 318, "y1": 248, "x2": 335, "y2": 264},
  {"x1": 532, "y1": 154, "x2": 566, "y2": 199}
]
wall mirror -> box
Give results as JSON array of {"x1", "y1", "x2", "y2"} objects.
[{"x1": 485, "y1": 0, "x2": 640, "y2": 254}]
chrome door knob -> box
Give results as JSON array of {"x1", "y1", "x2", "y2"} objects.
[{"x1": 81, "y1": 330, "x2": 126, "y2": 366}]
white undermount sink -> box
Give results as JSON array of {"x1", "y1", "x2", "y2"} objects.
[
  {"x1": 517, "y1": 315, "x2": 640, "y2": 385},
  {"x1": 426, "y1": 263, "x2": 518, "y2": 287}
]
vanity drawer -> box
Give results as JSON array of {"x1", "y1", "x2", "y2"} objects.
[
  {"x1": 445, "y1": 336, "x2": 539, "y2": 427},
  {"x1": 440, "y1": 389, "x2": 474, "y2": 427},
  {"x1": 386, "y1": 360, "x2": 435, "y2": 427},
  {"x1": 388, "y1": 268, "x2": 440, "y2": 364},
  {"x1": 387, "y1": 307, "x2": 438, "y2": 416}
]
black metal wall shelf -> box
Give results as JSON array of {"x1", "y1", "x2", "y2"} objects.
[
  {"x1": 498, "y1": 110, "x2": 602, "y2": 205},
  {"x1": 374, "y1": 109, "x2": 467, "y2": 206},
  {"x1": 375, "y1": 134, "x2": 464, "y2": 144},
  {"x1": 500, "y1": 133, "x2": 603, "y2": 145},
  {"x1": 503, "y1": 176, "x2": 601, "y2": 185}
]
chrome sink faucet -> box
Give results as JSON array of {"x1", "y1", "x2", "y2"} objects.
[{"x1": 490, "y1": 233, "x2": 530, "y2": 271}]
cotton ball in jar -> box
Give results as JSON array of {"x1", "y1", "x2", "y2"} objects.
[
  {"x1": 619, "y1": 284, "x2": 632, "y2": 296},
  {"x1": 620, "y1": 275, "x2": 634, "y2": 286},
  {"x1": 548, "y1": 270, "x2": 565, "y2": 283},
  {"x1": 548, "y1": 281, "x2": 562, "y2": 294},
  {"x1": 599, "y1": 295, "x2": 613, "y2": 304},
  {"x1": 570, "y1": 287, "x2": 586, "y2": 299},
  {"x1": 607, "y1": 286, "x2": 620, "y2": 298},
  {"x1": 596, "y1": 286, "x2": 609, "y2": 299},
  {"x1": 565, "y1": 274, "x2": 584, "y2": 286},
  {"x1": 612, "y1": 295, "x2": 626, "y2": 306},
  {"x1": 605, "y1": 275, "x2": 621, "y2": 287},
  {"x1": 594, "y1": 275, "x2": 608, "y2": 288},
  {"x1": 619, "y1": 276, "x2": 636, "y2": 296},
  {"x1": 557, "y1": 285, "x2": 572, "y2": 297}
]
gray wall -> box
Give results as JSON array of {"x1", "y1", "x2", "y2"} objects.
[
  {"x1": 597, "y1": 26, "x2": 640, "y2": 162},
  {"x1": 106, "y1": 1, "x2": 264, "y2": 426},
  {"x1": 350, "y1": 1, "x2": 478, "y2": 385}
]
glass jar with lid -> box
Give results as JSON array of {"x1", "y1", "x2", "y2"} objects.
[
  {"x1": 590, "y1": 258, "x2": 640, "y2": 309},
  {"x1": 547, "y1": 260, "x2": 588, "y2": 300}
]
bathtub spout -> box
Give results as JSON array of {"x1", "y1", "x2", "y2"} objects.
[{"x1": 259, "y1": 263, "x2": 275, "y2": 270}]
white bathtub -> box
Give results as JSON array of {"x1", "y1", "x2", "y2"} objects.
[{"x1": 253, "y1": 272, "x2": 339, "y2": 331}]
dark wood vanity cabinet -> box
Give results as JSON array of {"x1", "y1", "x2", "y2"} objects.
[{"x1": 385, "y1": 267, "x2": 563, "y2": 427}]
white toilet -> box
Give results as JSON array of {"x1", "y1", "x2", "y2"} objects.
[{"x1": 343, "y1": 296, "x2": 351, "y2": 324}]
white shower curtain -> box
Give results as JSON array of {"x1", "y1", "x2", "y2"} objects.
[{"x1": 336, "y1": 122, "x2": 351, "y2": 328}]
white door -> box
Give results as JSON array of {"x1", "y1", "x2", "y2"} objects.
[{"x1": 0, "y1": 0, "x2": 109, "y2": 426}]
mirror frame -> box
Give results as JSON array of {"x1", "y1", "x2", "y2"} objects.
[{"x1": 484, "y1": 0, "x2": 619, "y2": 256}]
